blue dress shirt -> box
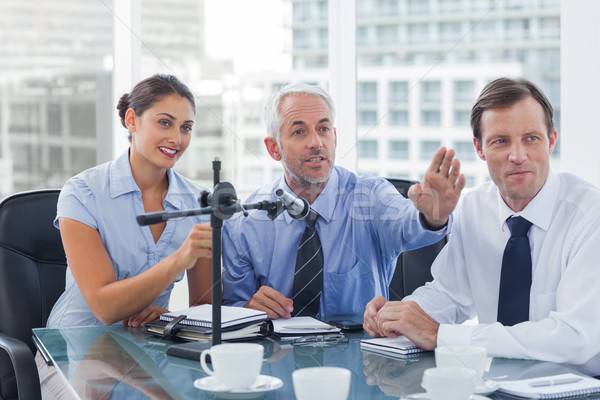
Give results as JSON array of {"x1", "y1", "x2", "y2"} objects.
[
  {"x1": 47, "y1": 150, "x2": 209, "y2": 327},
  {"x1": 222, "y1": 166, "x2": 448, "y2": 316}
]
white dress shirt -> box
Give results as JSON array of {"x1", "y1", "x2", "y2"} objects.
[{"x1": 406, "y1": 171, "x2": 600, "y2": 375}]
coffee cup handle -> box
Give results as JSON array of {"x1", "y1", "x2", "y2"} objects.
[{"x1": 200, "y1": 349, "x2": 214, "y2": 376}]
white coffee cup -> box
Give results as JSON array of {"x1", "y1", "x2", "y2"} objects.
[
  {"x1": 435, "y1": 345, "x2": 487, "y2": 378},
  {"x1": 200, "y1": 343, "x2": 264, "y2": 390},
  {"x1": 422, "y1": 367, "x2": 476, "y2": 400},
  {"x1": 293, "y1": 366, "x2": 351, "y2": 400}
]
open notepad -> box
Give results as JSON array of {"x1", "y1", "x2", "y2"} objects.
[
  {"x1": 497, "y1": 373, "x2": 600, "y2": 399},
  {"x1": 360, "y1": 336, "x2": 426, "y2": 357},
  {"x1": 160, "y1": 304, "x2": 267, "y2": 328}
]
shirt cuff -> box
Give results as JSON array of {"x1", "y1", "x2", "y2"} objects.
[
  {"x1": 437, "y1": 323, "x2": 473, "y2": 347},
  {"x1": 419, "y1": 212, "x2": 452, "y2": 235}
]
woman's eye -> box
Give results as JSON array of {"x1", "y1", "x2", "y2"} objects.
[
  {"x1": 159, "y1": 120, "x2": 170, "y2": 127},
  {"x1": 182, "y1": 125, "x2": 192, "y2": 133}
]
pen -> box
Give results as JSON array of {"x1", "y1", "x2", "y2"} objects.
[
  {"x1": 528, "y1": 377, "x2": 583, "y2": 387},
  {"x1": 280, "y1": 326, "x2": 337, "y2": 330}
]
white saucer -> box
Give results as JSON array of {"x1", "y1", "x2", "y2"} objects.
[
  {"x1": 194, "y1": 375, "x2": 283, "y2": 399},
  {"x1": 421, "y1": 379, "x2": 499, "y2": 396},
  {"x1": 474, "y1": 380, "x2": 499, "y2": 396},
  {"x1": 401, "y1": 394, "x2": 490, "y2": 400}
]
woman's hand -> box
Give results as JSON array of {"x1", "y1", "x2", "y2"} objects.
[{"x1": 122, "y1": 304, "x2": 169, "y2": 327}]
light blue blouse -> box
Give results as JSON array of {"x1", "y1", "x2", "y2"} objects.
[{"x1": 47, "y1": 150, "x2": 209, "y2": 327}]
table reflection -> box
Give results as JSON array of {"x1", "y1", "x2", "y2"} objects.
[
  {"x1": 71, "y1": 332, "x2": 182, "y2": 400},
  {"x1": 362, "y1": 351, "x2": 435, "y2": 397}
]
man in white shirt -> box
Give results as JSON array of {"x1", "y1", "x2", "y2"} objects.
[{"x1": 363, "y1": 77, "x2": 600, "y2": 375}]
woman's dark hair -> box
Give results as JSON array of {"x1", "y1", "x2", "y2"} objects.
[
  {"x1": 116, "y1": 74, "x2": 195, "y2": 134},
  {"x1": 470, "y1": 77, "x2": 554, "y2": 143}
]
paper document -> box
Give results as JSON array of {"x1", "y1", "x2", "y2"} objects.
[{"x1": 272, "y1": 316, "x2": 340, "y2": 335}]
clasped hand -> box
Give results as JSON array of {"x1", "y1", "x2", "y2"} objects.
[{"x1": 363, "y1": 296, "x2": 439, "y2": 350}]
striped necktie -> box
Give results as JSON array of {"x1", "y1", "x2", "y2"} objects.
[
  {"x1": 497, "y1": 216, "x2": 533, "y2": 326},
  {"x1": 291, "y1": 209, "x2": 323, "y2": 317}
]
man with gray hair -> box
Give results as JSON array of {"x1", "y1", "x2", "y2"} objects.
[{"x1": 222, "y1": 82, "x2": 465, "y2": 319}]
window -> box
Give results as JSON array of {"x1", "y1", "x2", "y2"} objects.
[
  {"x1": 542, "y1": 49, "x2": 560, "y2": 74},
  {"x1": 421, "y1": 110, "x2": 441, "y2": 126},
  {"x1": 453, "y1": 110, "x2": 470, "y2": 126},
  {"x1": 69, "y1": 102, "x2": 96, "y2": 138},
  {"x1": 439, "y1": 0, "x2": 463, "y2": 13},
  {"x1": 293, "y1": 2, "x2": 310, "y2": 22},
  {"x1": 358, "y1": 110, "x2": 378, "y2": 126},
  {"x1": 439, "y1": 22, "x2": 462, "y2": 43},
  {"x1": 454, "y1": 80, "x2": 475, "y2": 103},
  {"x1": 317, "y1": 1, "x2": 328, "y2": 21},
  {"x1": 420, "y1": 140, "x2": 441, "y2": 160},
  {"x1": 420, "y1": 81, "x2": 441, "y2": 104},
  {"x1": 357, "y1": 26, "x2": 370, "y2": 46},
  {"x1": 358, "y1": 82, "x2": 378, "y2": 104},
  {"x1": 294, "y1": 29, "x2": 310, "y2": 49},
  {"x1": 318, "y1": 28, "x2": 328, "y2": 49},
  {"x1": 358, "y1": 140, "x2": 378, "y2": 158},
  {"x1": 389, "y1": 81, "x2": 409, "y2": 104},
  {"x1": 389, "y1": 110, "x2": 409, "y2": 126},
  {"x1": 408, "y1": 0, "x2": 429, "y2": 15},
  {"x1": 377, "y1": 25, "x2": 397, "y2": 46},
  {"x1": 453, "y1": 141, "x2": 475, "y2": 161},
  {"x1": 408, "y1": 23, "x2": 429, "y2": 44},
  {"x1": 540, "y1": 17, "x2": 560, "y2": 39},
  {"x1": 244, "y1": 139, "x2": 264, "y2": 156},
  {"x1": 470, "y1": 20, "x2": 495, "y2": 43},
  {"x1": 378, "y1": 0, "x2": 398, "y2": 16},
  {"x1": 388, "y1": 140, "x2": 409, "y2": 159},
  {"x1": 70, "y1": 148, "x2": 97, "y2": 173},
  {"x1": 9, "y1": 103, "x2": 40, "y2": 134},
  {"x1": 47, "y1": 103, "x2": 61, "y2": 136},
  {"x1": 245, "y1": 167, "x2": 264, "y2": 186},
  {"x1": 505, "y1": 19, "x2": 530, "y2": 41}
]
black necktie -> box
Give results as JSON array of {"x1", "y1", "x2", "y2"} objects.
[
  {"x1": 291, "y1": 210, "x2": 323, "y2": 317},
  {"x1": 497, "y1": 216, "x2": 533, "y2": 326}
]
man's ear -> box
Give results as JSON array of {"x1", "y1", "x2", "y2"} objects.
[
  {"x1": 264, "y1": 137, "x2": 282, "y2": 161},
  {"x1": 125, "y1": 108, "x2": 136, "y2": 133},
  {"x1": 548, "y1": 128, "x2": 558, "y2": 155},
  {"x1": 473, "y1": 137, "x2": 486, "y2": 161}
]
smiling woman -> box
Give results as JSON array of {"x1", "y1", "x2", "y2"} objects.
[{"x1": 46, "y1": 74, "x2": 213, "y2": 329}]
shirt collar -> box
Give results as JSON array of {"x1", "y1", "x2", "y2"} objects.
[
  {"x1": 109, "y1": 149, "x2": 139, "y2": 198},
  {"x1": 497, "y1": 170, "x2": 558, "y2": 232},
  {"x1": 277, "y1": 167, "x2": 339, "y2": 224},
  {"x1": 109, "y1": 149, "x2": 188, "y2": 211}
]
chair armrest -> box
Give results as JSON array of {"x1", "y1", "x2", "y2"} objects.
[{"x1": 0, "y1": 333, "x2": 42, "y2": 400}]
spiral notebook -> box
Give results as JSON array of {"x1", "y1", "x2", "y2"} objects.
[
  {"x1": 497, "y1": 373, "x2": 600, "y2": 399},
  {"x1": 360, "y1": 336, "x2": 425, "y2": 356},
  {"x1": 160, "y1": 304, "x2": 267, "y2": 328}
]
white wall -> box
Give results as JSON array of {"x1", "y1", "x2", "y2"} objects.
[{"x1": 560, "y1": 0, "x2": 600, "y2": 186}]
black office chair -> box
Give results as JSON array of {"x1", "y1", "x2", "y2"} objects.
[
  {"x1": 0, "y1": 189, "x2": 66, "y2": 400},
  {"x1": 385, "y1": 178, "x2": 448, "y2": 301}
]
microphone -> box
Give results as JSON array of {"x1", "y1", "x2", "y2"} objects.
[{"x1": 275, "y1": 188, "x2": 310, "y2": 220}]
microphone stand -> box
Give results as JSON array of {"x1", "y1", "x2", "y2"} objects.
[
  {"x1": 136, "y1": 158, "x2": 283, "y2": 346},
  {"x1": 210, "y1": 158, "x2": 223, "y2": 345}
]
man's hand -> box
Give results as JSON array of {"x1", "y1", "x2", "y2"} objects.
[
  {"x1": 122, "y1": 304, "x2": 169, "y2": 327},
  {"x1": 363, "y1": 296, "x2": 387, "y2": 337},
  {"x1": 244, "y1": 286, "x2": 294, "y2": 319},
  {"x1": 409, "y1": 147, "x2": 465, "y2": 230},
  {"x1": 375, "y1": 301, "x2": 439, "y2": 350}
]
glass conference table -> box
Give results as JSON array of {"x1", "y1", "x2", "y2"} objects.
[{"x1": 33, "y1": 320, "x2": 593, "y2": 400}]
